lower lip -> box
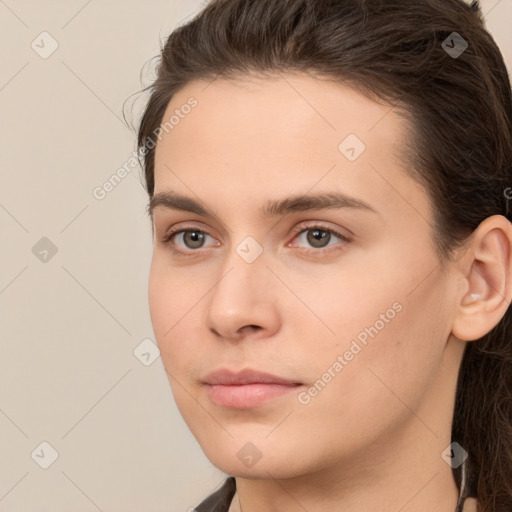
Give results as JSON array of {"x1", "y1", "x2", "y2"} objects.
[{"x1": 206, "y1": 383, "x2": 302, "y2": 408}]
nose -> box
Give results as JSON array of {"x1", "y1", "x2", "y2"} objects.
[{"x1": 205, "y1": 242, "x2": 281, "y2": 342}]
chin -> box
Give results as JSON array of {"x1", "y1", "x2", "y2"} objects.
[
  {"x1": 196, "y1": 436, "x2": 307, "y2": 480},
  {"x1": 207, "y1": 455, "x2": 301, "y2": 480}
]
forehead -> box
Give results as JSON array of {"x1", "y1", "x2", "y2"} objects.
[
  {"x1": 152, "y1": 73, "x2": 429, "y2": 227},
  {"x1": 158, "y1": 73, "x2": 406, "y2": 155},
  {"x1": 155, "y1": 73, "x2": 408, "y2": 169}
]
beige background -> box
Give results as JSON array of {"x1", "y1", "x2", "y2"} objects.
[{"x1": 1, "y1": 1, "x2": 511, "y2": 511}]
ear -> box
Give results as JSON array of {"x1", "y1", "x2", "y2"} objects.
[{"x1": 452, "y1": 215, "x2": 512, "y2": 342}]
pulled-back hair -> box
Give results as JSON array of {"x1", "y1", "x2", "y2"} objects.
[{"x1": 135, "y1": 1, "x2": 512, "y2": 509}]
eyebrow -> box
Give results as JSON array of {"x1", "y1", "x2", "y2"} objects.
[{"x1": 147, "y1": 190, "x2": 379, "y2": 220}]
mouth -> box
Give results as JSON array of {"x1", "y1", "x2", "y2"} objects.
[{"x1": 202, "y1": 368, "x2": 304, "y2": 409}]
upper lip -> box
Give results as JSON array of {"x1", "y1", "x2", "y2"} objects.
[{"x1": 203, "y1": 368, "x2": 302, "y2": 386}]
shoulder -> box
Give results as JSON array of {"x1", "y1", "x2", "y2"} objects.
[{"x1": 194, "y1": 477, "x2": 237, "y2": 512}]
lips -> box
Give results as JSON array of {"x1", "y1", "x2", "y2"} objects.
[
  {"x1": 203, "y1": 368, "x2": 303, "y2": 408},
  {"x1": 203, "y1": 368, "x2": 302, "y2": 386}
]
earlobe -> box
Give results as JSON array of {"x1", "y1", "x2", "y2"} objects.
[{"x1": 451, "y1": 215, "x2": 512, "y2": 342}]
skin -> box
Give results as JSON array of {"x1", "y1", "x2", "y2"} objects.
[{"x1": 147, "y1": 73, "x2": 512, "y2": 512}]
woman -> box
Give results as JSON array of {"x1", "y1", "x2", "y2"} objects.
[{"x1": 135, "y1": 0, "x2": 512, "y2": 510}]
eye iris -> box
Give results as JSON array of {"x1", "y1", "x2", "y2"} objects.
[
  {"x1": 184, "y1": 231, "x2": 205, "y2": 249},
  {"x1": 307, "y1": 229, "x2": 330, "y2": 248}
]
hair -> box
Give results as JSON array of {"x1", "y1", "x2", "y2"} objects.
[{"x1": 134, "y1": 0, "x2": 512, "y2": 509}]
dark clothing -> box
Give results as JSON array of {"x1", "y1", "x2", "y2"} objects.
[{"x1": 195, "y1": 477, "x2": 236, "y2": 512}]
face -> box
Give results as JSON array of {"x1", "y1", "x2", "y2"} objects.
[{"x1": 148, "y1": 73, "x2": 458, "y2": 479}]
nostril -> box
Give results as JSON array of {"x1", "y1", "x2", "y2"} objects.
[{"x1": 238, "y1": 325, "x2": 262, "y2": 336}]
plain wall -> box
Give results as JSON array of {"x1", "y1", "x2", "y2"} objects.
[{"x1": 1, "y1": 0, "x2": 511, "y2": 510}]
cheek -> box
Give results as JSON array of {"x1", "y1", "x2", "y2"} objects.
[
  {"x1": 296, "y1": 256, "x2": 447, "y2": 408},
  {"x1": 329, "y1": 288, "x2": 446, "y2": 427},
  {"x1": 282, "y1": 260, "x2": 397, "y2": 355},
  {"x1": 148, "y1": 250, "x2": 203, "y2": 330},
  {"x1": 148, "y1": 257, "x2": 174, "y2": 338},
  {"x1": 147, "y1": 255, "x2": 201, "y2": 362}
]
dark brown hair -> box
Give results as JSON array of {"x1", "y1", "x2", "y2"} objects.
[{"x1": 134, "y1": 0, "x2": 512, "y2": 509}]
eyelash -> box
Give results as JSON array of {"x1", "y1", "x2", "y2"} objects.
[{"x1": 160, "y1": 222, "x2": 351, "y2": 256}]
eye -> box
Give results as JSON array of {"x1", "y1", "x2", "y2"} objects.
[
  {"x1": 161, "y1": 227, "x2": 217, "y2": 252},
  {"x1": 160, "y1": 222, "x2": 351, "y2": 256},
  {"x1": 290, "y1": 223, "x2": 351, "y2": 252}
]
